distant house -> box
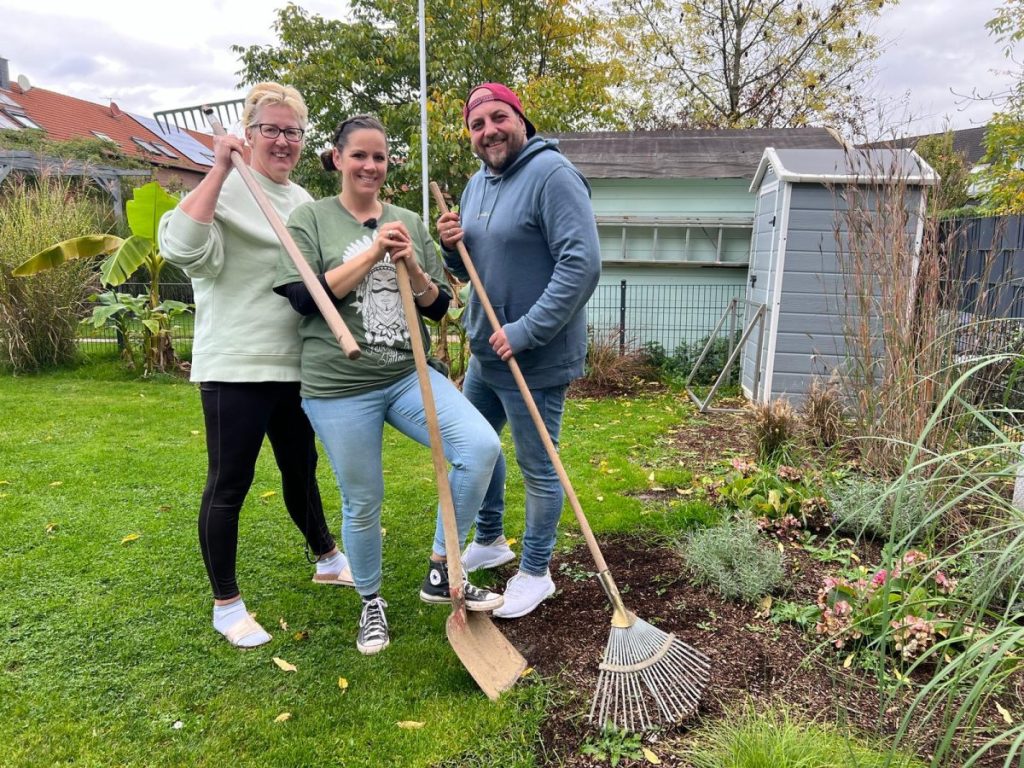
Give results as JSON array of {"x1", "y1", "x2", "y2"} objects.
[
  {"x1": 864, "y1": 126, "x2": 987, "y2": 167},
  {"x1": 549, "y1": 127, "x2": 843, "y2": 351},
  {"x1": 0, "y1": 57, "x2": 214, "y2": 190}
]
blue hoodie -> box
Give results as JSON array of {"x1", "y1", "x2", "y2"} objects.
[{"x1": 444, "y1": 136, "x2": 601, "y2": 389}]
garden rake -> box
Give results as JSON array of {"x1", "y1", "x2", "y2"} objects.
[{"x1": 430, "y1": 182, "x2": 710, "y2": 731}]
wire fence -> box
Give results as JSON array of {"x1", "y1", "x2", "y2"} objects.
[{"x1": 76, "y1": 280, "x2": 749, "y2": 362}]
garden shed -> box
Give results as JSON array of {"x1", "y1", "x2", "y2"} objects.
[
  {"x1": 741, "y1": 147, "x2": 937, "y2": 404},
  {"x1": 550, "y1": 128, "x2": 841, "y2": 353}
]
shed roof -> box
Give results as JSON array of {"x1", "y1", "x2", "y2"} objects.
[
  {"x1": 861, "y1": 126, "x2": 988, "y2": 166},
  {"x1": 749, "y1": 147, "x2": 938, "y2": 191},
  {"x1": 546, "y1": 127, "x2": 841, "y2": 180}
]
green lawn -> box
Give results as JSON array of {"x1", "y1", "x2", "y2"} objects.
[{"x1": 0, "y1": 358, "x2": 706, "y2": 767}]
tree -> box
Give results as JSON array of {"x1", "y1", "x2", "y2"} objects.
[
  {"x1": 608, "y1": 0, "x2": 894, "y2": 134},
  {"x1": 232, "y1": 1, "x2": 627, "y2": 208},
  {"x1": 914, "y1": 131, "x2": 971, "y2": 213},
  {"x1": 977, "y1": 1, "x2": 1024, "y2": 213}
]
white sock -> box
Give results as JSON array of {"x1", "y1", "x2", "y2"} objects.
[
  {"x1": 213, "y1": 599, "x2": 270, "y2": 648},
  {"x1": 316, "y1": 550, "x2": 345, "y2": 575}
]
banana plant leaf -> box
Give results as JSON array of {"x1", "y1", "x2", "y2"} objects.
[
  {"x1": 100, "y1": 236, "x2": 153, "y2": 287},
  {"x1": 13, "y1": 234, "x2": 124, "y2": 276},
  {"x1": 125, "y1": 181, "x2": 178, "y2": 242}
]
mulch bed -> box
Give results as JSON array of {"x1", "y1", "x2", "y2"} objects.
[{"x1": 490, "y1": 399, "x2": 1015, "y2": 767}]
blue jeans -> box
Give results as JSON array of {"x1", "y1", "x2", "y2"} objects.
[
  {"x1": 303, "y1": 368, "x2": 500, "y2": 596},
  {"x1": 461, "y1": 356, "x2": 567, "y2": 576}
]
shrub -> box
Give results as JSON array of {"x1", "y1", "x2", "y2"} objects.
[
  {"x1": 802, "y1": 377, "x2": 845, "y2": 447},
  {"x1": 644, "y1": 330, "x2": 741, "y2": 387},
  {"x1": 712, "y1": 458, "x2": 828, "y2": 532},
  {"x1": 0, "y1": 175, "x2": 107, "y2": 371},
  {"x1": 814, "y1": 549, "x2": 958, "y2": 662},
  {"x1": 578, "y1": 331, "x2": 660, "y2": 395},
  {"x1": 683, "y1": 703, "x2": 925, "y2": 768},
  {"x1": 749, "y1": 398, "x2": 800, "y2": 465},
  {"x1": 680, "y1": 515, "x2": 784, "y2": 602},
  {"x1": 825, "y1": 475, "x2": 930, "y2": 543}
]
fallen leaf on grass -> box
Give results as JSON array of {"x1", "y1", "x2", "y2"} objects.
[
  {"x1": 0, "y1": 480, "x2": 9, "y2": 485},
  {"x1": 259, "y1": 491, "x2": 276, "y2": 500},
  {"x1": 121, "y1": 533, "x2": 141, "y2": 545},
  {"x1": 49, "y1": 481, "x2": 63, "y2": 487},
  {"x1": 642, "y1": 747, "x2": 661, "y2": 764},
  {"x1": 519, "y1": 667, "x2": 534, "y2": 678},
  {"x1": 274, "y1": 712, "x2": 291, "y2": 723},
  {"x1": 338, "y1": 677, "x2": 349, "y2": 691},
  {"x1": 45, "y1": 522, "x2": 59, "y2": 534},
  {"x1": 997, "y1": 702, "x2": 1014, "y2": 724},
  {"x1": 596, "y1": 495, "x2": 605, "y2": 502},
  {"x1": 397, "y1": 721, "x2": 424, "y2": 730},
  {"x1": 506, "y1": 538, "x2": 517, "y2": 547},
  {"x1": 279, "y1": 618, "x2": 289, "y2": 631},
  {"x1": 272, "y1": 657, "x2": 297, "y2": 672},
  {"x1": 171, "y1": 720, "x2": 183, "y2": 730},
  {"x1": 190, "y1": 430, "x2": 200, "y2": 436},
  {"x1": 755, "y1": 595, "x2": 772, "y2": 619},
  {"x1": 293, "y1": 630, "x2": 309, "y2": 642}
]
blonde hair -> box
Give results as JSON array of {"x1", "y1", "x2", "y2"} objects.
[{"x1": 241, "y1": 82, "x2": 308, "y2": 130}]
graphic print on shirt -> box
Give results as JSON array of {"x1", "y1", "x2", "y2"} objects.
[{"x1": 345, "y1": 234, "x2": 410, "y2": 361}]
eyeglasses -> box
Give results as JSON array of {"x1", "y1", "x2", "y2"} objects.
[{"x1": 254, "y1": 124, "x2": 305, "y2": 142}]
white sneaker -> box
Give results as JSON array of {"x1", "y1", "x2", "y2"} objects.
[
  {"x1": 461, "y1": 536, "x2": 516, "y2": 572},
  {"x1": 492, "y1": 570, "x2": 556, "y2": 619}
]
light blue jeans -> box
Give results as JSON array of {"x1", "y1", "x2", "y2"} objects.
[
  {"x1": 303, "y1": 368, "x2": 500, "y2": 597},
  {"x1": 461, "y1": 356, "x2": 567, "y2": 576}
]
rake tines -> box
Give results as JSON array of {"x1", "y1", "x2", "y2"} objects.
[{"x1": 589, "y1": 580, "x2": 711, "y2": 732}]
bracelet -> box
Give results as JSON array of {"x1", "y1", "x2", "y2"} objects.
[{"x1": 411, "y1": 282, "x2": 432, "y2": 299}]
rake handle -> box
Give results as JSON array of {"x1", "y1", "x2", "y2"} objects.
[
  {"x1": 393, "y1": 258, "x2": 467, "y2": 605},
  {"x1": 430, "y1": 182, "x2": 612, "y2": 577},
  {"x1": 202, "y1": 108, "x2": 360, "y2": 360}
]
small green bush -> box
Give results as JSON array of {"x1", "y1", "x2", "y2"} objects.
[
  {"x1": 825, "y1": 476, "x2": 930, "y2": 542},
  {"x1": 680, "y1": 516, "x2": 784, "y2": 602},
  {"x1": 644, "y1": 330, "x2": 741, "y2": 386},
  {"x1": 683, "y1": 703, "x2": 925, "y2": 768}
]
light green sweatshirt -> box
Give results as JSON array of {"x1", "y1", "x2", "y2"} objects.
[{"x1": 158, "y1": 169, "x2": 313, "y2": 382}]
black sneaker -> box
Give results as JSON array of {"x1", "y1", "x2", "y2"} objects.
[
  {"x1": 418, "y1": 559, "x2": 504, "y2": 612},
  {"x1": 356, "y1": 596, "x2": 389, "y2": 655}
]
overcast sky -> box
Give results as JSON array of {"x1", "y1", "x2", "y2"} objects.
[{"x1": 0, "y1": 0, "x2": 1014, "y2": 138}]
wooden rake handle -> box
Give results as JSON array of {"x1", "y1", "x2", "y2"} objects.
[
  {"x1": 393, "y1": 259, "x2": 467, "y2": 601},
  {"x1": 430, "y1": 181, "x2": 611, "y2": 576},
  {"x1": 202, "y1": 108, "x2": 360, "y2": 359}
]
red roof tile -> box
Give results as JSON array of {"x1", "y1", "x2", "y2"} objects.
[{"x1": 3, "y1": 82, "x2": 211, "y2": 173}]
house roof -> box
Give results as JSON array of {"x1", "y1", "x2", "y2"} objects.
[
  {"x1": 1, "y1": 82, "x2": 213, "y2": 174},
  {"x1": 750, "y1": 147, "x2": 939, "y2": 191},
  {"x1": 546, "y1": 127, "x2": 842, "y2": 180},
  {"x1": 861, "y1": 126, "x2": 988, "y2": 166}
]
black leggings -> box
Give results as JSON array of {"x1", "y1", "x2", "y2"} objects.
[{"x1": 199, "y1": 381, "x2": 335, "y2": 600}]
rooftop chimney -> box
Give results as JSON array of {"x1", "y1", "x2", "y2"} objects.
[{"x1": 0, "y1": 58, "x2": 10, "y2": 90}]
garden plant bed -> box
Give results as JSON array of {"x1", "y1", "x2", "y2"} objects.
[
  {"x1": 491, "y1": 404, "x2": 1015, "y2": 767},
  {"x1": 499, "y1": 534, "x2": 1014, "y2": 767}
]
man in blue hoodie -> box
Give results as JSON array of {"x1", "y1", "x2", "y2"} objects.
[{"x1": 438, "y1": 82, "x2": 601, "y2": 619}]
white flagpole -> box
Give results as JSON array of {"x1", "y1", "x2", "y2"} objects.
[{"x1": 418, "y1": 0, "x2": 429, "y2": 226}]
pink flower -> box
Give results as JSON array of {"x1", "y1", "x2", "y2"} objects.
[{"x1": 872, "y1": 569, "x2": 889, "y2": 587}]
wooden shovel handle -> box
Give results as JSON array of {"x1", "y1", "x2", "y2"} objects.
[
  {"x1": 393, "y1": 259, "x2": 467, "y2": 601},
  {"x1": 430, "y1": 181, "x2": 610, "y2": 575},
  {"x1": 202, "y1": 108, "x2": 360, "y2": 359}
]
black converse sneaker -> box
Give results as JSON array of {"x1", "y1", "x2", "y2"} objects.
[
  {"x1": 356, "y1": 596, "x2": 389, "y2": 655},
  {"x1": 418, "y1": 559, "x2": 504, "y2": 612}
]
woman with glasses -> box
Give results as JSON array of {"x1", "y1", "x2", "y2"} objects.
[
  {"x1": 274, "y1": 115, "x2": 503, "y2": 656},
  {"x1": 158, "y1": 82, "x2": 350, "y2": 649}
]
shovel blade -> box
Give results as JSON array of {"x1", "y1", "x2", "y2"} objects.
[{"x1": 446, "y1": 609, "x2": 527, "y2": 701}]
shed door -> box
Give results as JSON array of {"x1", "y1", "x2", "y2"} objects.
[{"x1": 741, "y1": 183, "x2": 780, "y2": 400}]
